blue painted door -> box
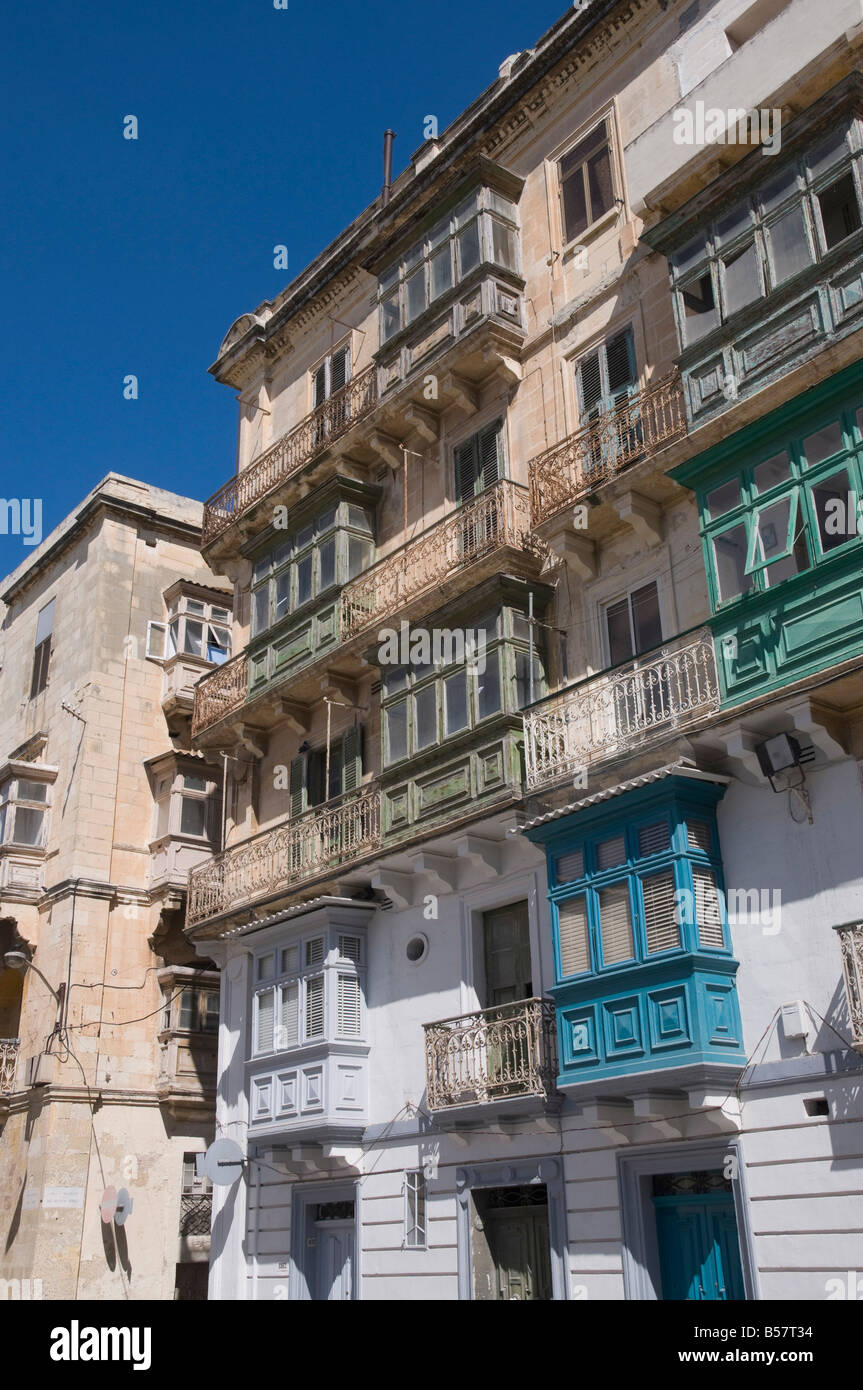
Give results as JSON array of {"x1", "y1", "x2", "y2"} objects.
[{"x1": 654, "y1": 1188, "x2": 745, "y2": 1301}]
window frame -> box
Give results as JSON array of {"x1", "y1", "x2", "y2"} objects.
[
  {"x1": 250, "y1": 502, "x2": 374, "y2": 639},
  {"x1": 165, "y1": 595, "x2": 232, "y2": 665},
  {"x1": 151, "y1": 768, "x2": 219, "y2": 842},
  {"x1": 0, "y1": 776, "x2": 50, "y2": 849},
  {"x1": 404, "y1": 1170, "x2": 428, "y2": 1250},
  {"x1": 30, "y1": 597, "x2": 56, "y2": 699},
  {"x1": 250, "y1": 930, "x2": 366, "y2": 1059},
  {"x1": 557, "y1": 115, "x2": 619, "y2": 248},
  {"x1": 310, "y1": 339, "x2": 352, "y2": 410}
]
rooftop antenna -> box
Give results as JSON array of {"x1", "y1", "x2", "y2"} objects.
[{"x1": 382, "y1": 130, "x2": 396, "y2": 207}]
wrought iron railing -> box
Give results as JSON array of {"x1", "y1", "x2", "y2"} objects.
[
  {"x1": 191, "y1": 652, "x2": 249, "y2": 737},
  {"x1": 341, "y1": 480, "x2": 535, "y2": 640},
  {"x1": 0, "y1": 1039, "x2": 19, "y2": 1095},
  {"x1": 179, "y1": 1192, "x2": 213, "y2": 1236},
  {"x1": 528, "y1": 373, "x2": 687, "y2": 526},
  {"x1": 424, "y1": 998, "x2": 557, "y2": 1110},
  {"x1": 835, "y1": 923, "x2": 863, "y2": 1053},
  {"x1": 202, "y1": 364, "x2": 378, "y2": 544},
  {"x1": 523, "y1": 629, "x2": 720, "y2": 791},
  {"x1": 187, "y1": 785, "x2": 382, "y2": 925}
]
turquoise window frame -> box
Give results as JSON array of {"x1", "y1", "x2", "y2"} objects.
[
  {"x1": 697, "y1": 403, "x2": 863, "y2": 612},
  {"x1": 743, "y1": 487, "x2": 800, "y2": 574},
  {"x1": 549, "y1": 802, "x2": 730, "y2": 986}
]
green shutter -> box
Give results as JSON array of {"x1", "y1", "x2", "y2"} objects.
[
  {"x1": 289, "y1": 755, "x2": 306, "y2": 818},
  {"x1": 342, "y1": 725, "x2": 362, "y2": 793},
  {"x1": 454, "y1": 436, "x2": 479, "y2": 504},
  {"x1": 480, "y1": 420, "x2": 503, "y2": 490}
]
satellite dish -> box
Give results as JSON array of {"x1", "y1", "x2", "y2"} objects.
[
  {"x1": 99, "y1": 1186, "x2": 117, "y2": 1224},
  {"x1": 114, "y1": 1187, "x2": 134, "y2": 1226},
  {"x1": 204, "y1": 1137, "x2": 245, "y2": 1187}
]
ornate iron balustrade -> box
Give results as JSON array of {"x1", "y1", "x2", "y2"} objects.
[
  {"x1": 187, "y1": 784, "x2": 382, "y2": 925},
  {"x1": 529, "y1": 373, "x2": 687, "y2": 525},
  {"x1": 834, "y1": 923, "x2": 863, "y2": 1053},
  {"x1": 523, "y1": 629, "x2": 720, "y2": 791},
  {"x1": 0, "y1": 1039, "x2": 19, "y2": 1095},
  {"x1": 424, "y1": 998, "x2": 557, "y2": 1110},
  {"x1": 202, "y1": 364, "x2": 378, "y2": 544},
  {"x1": 179, "y1": 1192, "x2": 213, "y2": 1236},
  {"x1": 341, "y1": 480, "x2": 535, "y2": 640},
  {"x1": 191, "y1": 652, "x2": 249, "y2": 737}
]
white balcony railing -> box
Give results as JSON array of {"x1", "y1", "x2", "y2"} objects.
[
  {"x1": 424, "y1": 998, "x2": 558, "y2": 1111},
  {"x1": 523, "y1": 629, "x2": 720, "y2": 791},
  {"x1": 187, "y1": 785, "x2": 381, "y2": 925},
  {"x1": 1, "y1": 1039, "x2": 19, "y2": 1095},
  {"x1": 835, "y1": 923, "x2": 863, "y2": 1053}
]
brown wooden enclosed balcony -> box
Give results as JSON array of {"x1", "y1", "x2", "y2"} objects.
[
  {"x1": 0, "y1": 1038, "x2": 19, "y2": 1096},
  {"x1": 834, "y1": 922, "x2": 863, "y2": 1054},
  {"x1": 186, "y1": 785, "x2": 382, "y2": 927},
  {"x1": 523, "y1": 629, "x2": 720, "y2": 792},
  {"x1": 202, "y1": 364, "x2": 378, "y2": 549},
  {"x1": 424, "y1": 999, "x2": 558, "y2": 1112},
  {"x1": 528, "y1": 373, "x2": 686, "y2": 527},
  {"x1": 191, "y1": 480, "x2": 542, "y2": 741}
]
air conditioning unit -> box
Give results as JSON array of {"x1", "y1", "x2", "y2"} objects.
[{"x1": 25, "y1": 1053, "x2": 56, "y2": 1087}]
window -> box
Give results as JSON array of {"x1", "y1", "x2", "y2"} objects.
[
  {"x1": 576, "y1": 329, "x2": 637, "y2": 428},
  {"x1": 250, "y1": 502, "x2": 373, "y2": 637},
  {"x1": 162, "y1": 979, "x2": 219, "y2": 1034},
  {"x1": 165, "y1": 595, "x2": 232, "y2": 666},
  {"x1": 152, "y1": 768, "x2": 218, "y2": 841},
  {"x1": 378, "y1": 186, "x2": 519, "y2": 343},
  {"x1": 182, "y1": 1153, "x2": 212, "y2": 1196},
  {"x1": 251, "y1": 931, "x2": 365, "y2": 1057},
  {"x1": 0, "y1": 777, "x2": 49, "y2": 848},
  {"x1": 287, "y1": 727, "x2": 363, "y2": 815},
  {"x1": 453, "y1": 419, "x2": 505, "y2": 504},
  {"x1": 699, "y1": 403, "x2": 863, "y2": 608},
  {"x1": 404, "y1": 1171, "x2": 427, "y2": 1249},
  {"x1": 380, "y1": 607, "x2": 545, "y2": 765},
  {"x1": 551, "y1": 800, "x2": 730, "y2": 981},
  {"x1": 559, "y1": 119, "x2": 616, "y2": 244},
  {"x1": 670, "y1": 118, "x2": 863, "y2": 347},
  {"x1": 312, "y1": 342, "x2": 350, "y2": 408},
  {"x1": 30, "y1": 598, "x2": 55, "y2": 698},
  {"x1": 603, "y1": 581, "x2": 663, "y2": 665}
]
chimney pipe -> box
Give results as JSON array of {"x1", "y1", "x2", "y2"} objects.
[{"x1": 382, "y1": 130, "x2": 396, "y2": 207}]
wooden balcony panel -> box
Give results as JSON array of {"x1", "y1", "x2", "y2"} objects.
[
  {"x1": 423, "y1": 998, "x2": 558, "y2": 1111},
  {"x1": 528, "y1": 373, "x2": 687, "y2": 528},
  {"x1": 523, "y1": 629, "x2": 720, "y2": 792}
]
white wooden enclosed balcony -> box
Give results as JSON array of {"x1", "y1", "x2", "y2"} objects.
[
  {"x1": 186, "y1": 786, "x2": 382, "y2": 927},
  {"x1": 424, "y1": 999, "x2": 558, "y2": 1112},
  {"x1": 835, "y1": 922, "x2": 863, "y2": 1053},
  {"x1": 523, "y1": 629, "x2": 720, "y2": 792}
]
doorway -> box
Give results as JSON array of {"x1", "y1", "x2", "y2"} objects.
[
  {"x1": 652, "y1": 1171, "x2": 745, "y2": 1301},
  {"x1": 472, "y1": 1185, "x2": 552, "y2": 1301},
  {"x1": 293, "y1": 1190, "x2": 357, "y2": 1301}
]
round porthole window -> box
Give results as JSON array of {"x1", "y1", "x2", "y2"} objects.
[{"x1": 406, "y1": 934, "x2": 428, "y2": 964}]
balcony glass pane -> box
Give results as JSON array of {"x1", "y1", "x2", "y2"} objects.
[
  {"x1": 477, "y1": 649, "x2": 501, "y2": 719},
  {"x1": 681, "y1": 272, "x2": 718, "y2": 343},
  {"x1": 155, "y1": 796, "x2": 170, "y2": 839},
  {"x1": 13, "y1": 807, "x2": 44, "y2": 846},
  {"x1": 179, "y1": 990, "x2": 198, "y2": 1030},
  {"x1": 705, "y1": 478, "x2": 740, "y2": 519},
  {"x1": 17, "y1": 779, "x2": 48, "y2": 802},
  {"x1": 180, "y1": 798, "x2": 206, "y2": 837},
  {"x1": 753, "y1": 452, "x2": 791, "y2": 492},
  {"x1": 348, "y1": 536, "x2": 372, "y2": 579},
  {"x1": 802, "y1": 421, "x2": 842, "y2": 466},
  {"x1": 457, "y1": 220, "x2": 481, "y2": 278},
  {"x1": 414, "y1": 685, "x2": 438, "y2": 749},
  {"x1": 807, "y1": 129, "x2": 849, "y2": 178},
  {"x1": 430, "y1": 244, "x2": 453, "y2": 300},
  {"x1": 715, "y1": 203, "x2": 752, "y2": 244},
  {"x1": 381, "y1": 289, "x2": 400, "y2": 342},
  {"x1": 767, "y1": 205, "x2": 811, "y2": 284},
  {"x1": 252, "y1": 585, "x2": 269, "y2": 636},
  {"x1": 761, "y1": 530, "x2": 810, "y2": 586},
  {"x1": 385, "y1": 701, "x2": 408, "y2": 762},
  {"x1": 183, "y1": 620, "x2": 204, "y2": 657},
  {"x1": 405, "y1": 267, "x2": 426, "y2": 324},
  {"x1": 760, "y1": 165, "x2": 799, "y2": 214},
  {"x1": 818, "y1": 173, "x2": 861, "y2": 249},
  {"x1": 811, "y1": 468, "x2": 853, "y2": 554},
  {"x1": 490, "y1": 216, "x2": 517, "y2": 270},
  {"x1": 673, "y1": 233, "x2": 708, "y2": 276},
  {"x1": 319, "y1": 537, "x2": 336, "y2": 590},
  {"x1": 295, "y1": 555, "x2": 312, "y2": 607},
  {"x1": 274, "y1": 571, "x2": 290, "y2": 622},
  {"x1": 444, "y1": 671, "x2": 469, "y2": 734},
  {"x1": 722, "y1": 240, "x2": 760, "y2": 316},
  {"x1": 713, "y1": 523, "x2": 753, "y2": 602}
]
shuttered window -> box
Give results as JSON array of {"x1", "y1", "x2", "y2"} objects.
[
  {"x1": 337, "y1": 975, "x2": 362, "y2": 1035},
  {"x1": 339, "y1": 935, "x2": 362, "y2": 963},
  {"x1": 596, "y1": 834, "x2": 626, "y2": 870},
  {"x1": 453, "y1": 419, "x2": 504, "y2": 503},
  {"x1": 255, "y1": 989, "x2": 274, "y2": 1053},
  {"x1": 305, "y1": 975, "x2": 325, "y2": 1038},
  {"x1": 687, "y1": 820, "x2": 713, "y2": 853},
  {"x1": 555, "y1": 848, "x2": 584, "y2": 883},
  {"x1": 598, "y1": 883, "x2": 634, "y2": 964},
  {"x1": 694, "y1": 868, "x2": 725, "y2": 948},
  {"x1": 576, "y1": 328, "x2": 636, "y2": 425},
  {"x1": 641, "y1": 871, "x2": 681, "y2": 954},
  {"x1": 558, "y1": 895, "x2": 591, "y2": 976},
  {"x1": 306, "y1": 937, "x2": 324, "y2": 967},
  {"x1": 638, "y1": 820, "x2": 671, "y2": 857},
  {"x1": 278, "y1": 982, "x2": 299, "y2": 1049}
]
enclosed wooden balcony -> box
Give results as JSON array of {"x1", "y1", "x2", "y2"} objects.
[
  {"x1": 523, "y1": 629, "x2": 720, "y2": 792},
  {"x1": 186, "y1": 785, "x2": 382, "y2": 927},
  {"x1": 529, "y1": 373, "x2": 686, "y2": 528},
  {"x1": 835, "y1": 922, "x2": 863, "y2": 1054},
  {"x1": 0, "y1": 1038, "x2": 19, "y2": 1095},
  {"x1": 201, "y1": 364, "x2": 378, "y2": 549},
  {"x1": 424, "y1": 999, "x2": 557, "y2": 1112}
]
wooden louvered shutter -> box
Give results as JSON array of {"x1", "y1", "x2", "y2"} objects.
[
  {"x1": 596, "y1": 833, "x2": 626, "y2": 870},
  {"x1": 331, "y1": 344, "x2": 349, "y2": 394},
  {"x1": 642, "y1": 871, "x2": 681, "y2": 954},
  {"x1": 479, "y1": 421, "x2": 503, "y2": 491},
  {"x1": 578, "y1": 350, "x2": 603, "y2": 419},
  {"x1": 598, "y1": 883, "x2": 634, "y2": 964},
  {"x1": 256, "y1": 989, "x2": 274, "y2": 1052},
  {"x1": 638, "y1": 820, "x2": 671, "y2": 857},
  {"x1": 555, "y1": 848, "x2": 584, "y2": 883},
  {"x1": 305, "y1": 975, "x2": 325, "y2": 1038},
  {"x1": 605, "y1": 328, "x2": 636, "y2": 401},
  {"x1": 694, "y1": 868, "x2": 725, "y2": 949},
  {"x1": 337, "y1": 975, "x2": 361, "y2": 1035},
  {"x1": 313, "y1": 362, "x2": 327, "y2": 408},
  {"x1": 289, "y1": 754, "x2": 306, "y2": 818},
  {"x1": 454, "y1": 435, "x2": 479, "y2": 504},
  {"x1": 687, "y1": 820, "x2": 713, "y2": 853},
  {"x1": 341, "y1": 725, "x2": 362, "y2": 793},
  {"x1": 278, "y1": 982, "x2": 299, "y2": 1048},
  {"x1": 558, "y1": 896, "x2": 590, "y2": 976}
]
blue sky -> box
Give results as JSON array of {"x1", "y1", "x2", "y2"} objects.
[{"x1": 0, "y1": 0, "x2": 566, "y2": 582}]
